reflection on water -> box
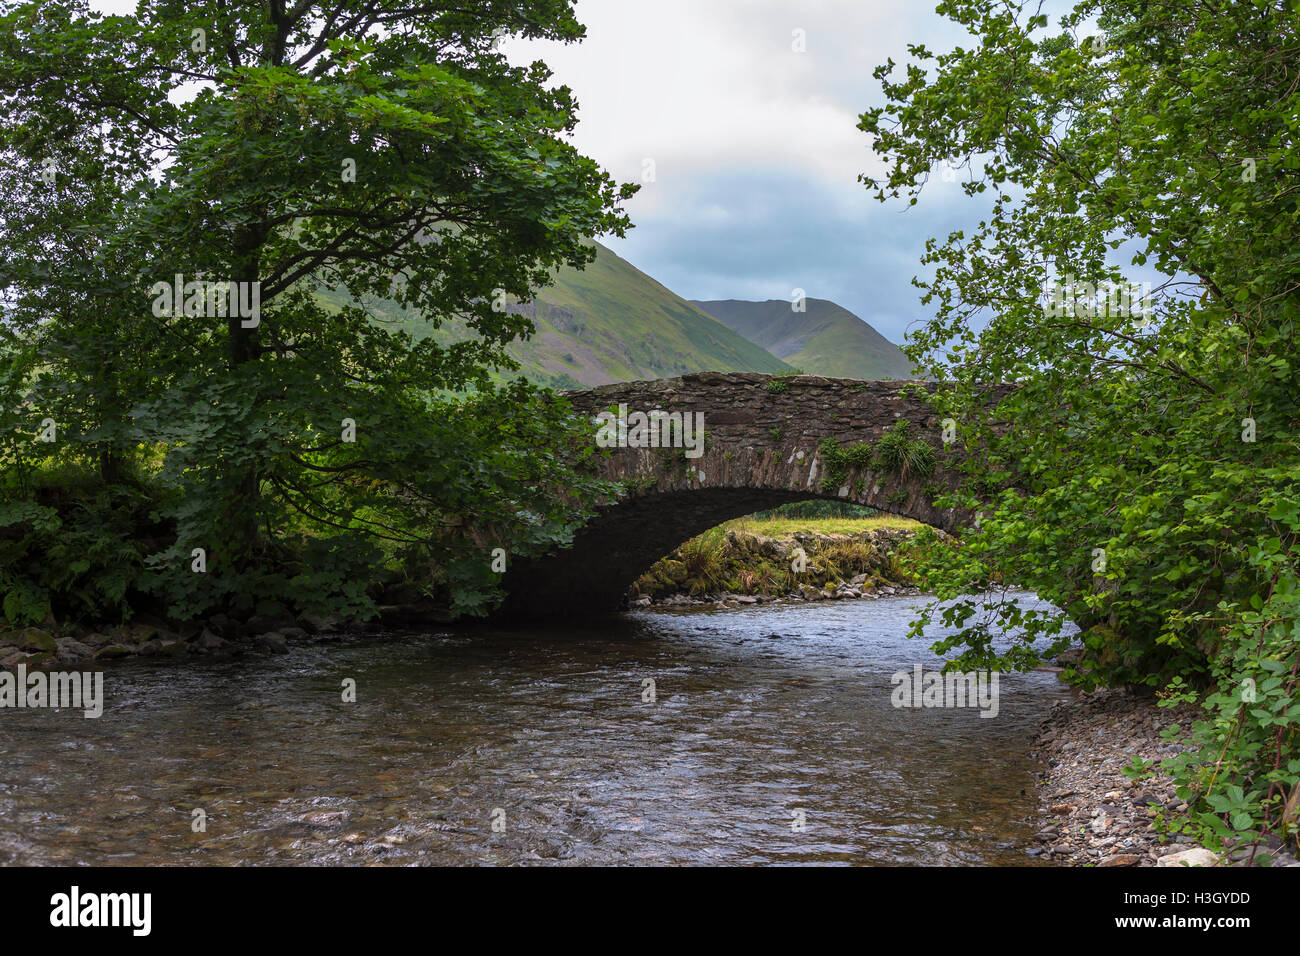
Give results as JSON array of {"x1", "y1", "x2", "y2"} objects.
[{"x1": 0, "y1": 593, "x2": 1072, "y2": 865}]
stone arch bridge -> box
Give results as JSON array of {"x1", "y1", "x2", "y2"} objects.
[{"x1": 499, "y1": 372, "x2": 983, "y2": 618}]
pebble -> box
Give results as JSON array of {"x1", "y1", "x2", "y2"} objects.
[{"x1": 301, "y1": 810, "x2": 348, "y2": 827}]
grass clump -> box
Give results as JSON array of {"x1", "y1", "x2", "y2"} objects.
[{"x1": 873, "y1": 421, "x2": 936, "y2": 479}]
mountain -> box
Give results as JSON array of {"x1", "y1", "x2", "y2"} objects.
[
  {"x1": 690, "y1": 297, "x2": 918, "y2": 381},
  {"x1": 317, "y1": 241, "x2": 793, "y2": 389},
  {"x1": 495, "y1": 242, "x2": 793, "y2": 387}
]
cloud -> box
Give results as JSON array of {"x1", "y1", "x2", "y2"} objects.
[
  {"x1": 610, "y1": 165, "x2": 991, "y2": 345},
  {"x1": 508, "y1": 0, "x2": 945, "y2": 188}
]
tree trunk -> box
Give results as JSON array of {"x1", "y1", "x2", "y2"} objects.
[{"x1": 226, "y1": 228, "x2": 263, "y2": 566}]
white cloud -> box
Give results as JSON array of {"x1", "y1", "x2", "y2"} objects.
[{"x1": 505, "y1": 0, "x2": 926, "y2": 189}]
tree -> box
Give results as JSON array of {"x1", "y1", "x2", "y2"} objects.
[
  {"x1": 0, "y1": 0, "x2": 633, "y2": 622},
  {"x1": 860, "y1": 0, "x2": 1299, "y2": 850}
]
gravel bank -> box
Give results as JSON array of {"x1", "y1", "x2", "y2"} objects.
[{"x1": 1030, "y1": 686, "x2": 1299, "y2": 867}]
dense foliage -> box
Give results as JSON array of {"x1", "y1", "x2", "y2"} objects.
[
  {"x1": 861, "y1": 0, "x2": 1299, "y2": 852},
  {"x1": 749, "y1": 501, "x2": 880, "y2": 520},
  {"x1": 0, "y1": 0, "x2": 632, "y2": 625}
]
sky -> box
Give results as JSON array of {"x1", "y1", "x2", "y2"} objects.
[{"x1": 503, "y1": 0, "x2": 988, "y2": 345}]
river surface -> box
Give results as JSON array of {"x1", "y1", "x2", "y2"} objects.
[{"x1": 0, "y1": 592, "x2": 1074, "y2": 866}]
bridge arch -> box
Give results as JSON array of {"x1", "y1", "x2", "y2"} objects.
[{"x1": 499, "y1": 372, "x2": 973, "y2": 618}]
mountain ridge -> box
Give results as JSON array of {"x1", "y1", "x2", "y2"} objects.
[
  {"x1": 315, "y1": 241, "x2": 915, "y2": 388},
  {"x1": 690, "y1": 297, "x2": 917, "y2": 381}
]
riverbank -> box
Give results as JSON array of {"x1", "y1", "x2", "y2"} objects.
[
  {"x1": 0, "y1": 614, "x2": 339, "y2": 669},
  {"x1": 0, "y1": 516, "x2": 929, "y2": 668},
  {"x1": 1030, "y1": 686, "x2": 1300, "y2": 867},
  {"x1": 629, "y1": 520, "x2": 928, "y2": 608}
]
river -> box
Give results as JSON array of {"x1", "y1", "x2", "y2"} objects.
[{"x1": 0, "y1": 592, "x2": 1074, "y2": 865}]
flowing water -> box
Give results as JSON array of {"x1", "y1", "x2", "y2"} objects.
[{"x1": 0, "y1": 592, "x2": 1074, "y2": 866}]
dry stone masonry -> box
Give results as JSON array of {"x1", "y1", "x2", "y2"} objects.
[{"x1": 499, "y1": 372, "x2": 980, "y2": 618}]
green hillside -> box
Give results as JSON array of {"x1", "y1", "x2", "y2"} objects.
[
  {"x1": 315, "y1": 242, "x2": 792, "y2": 389},
  {"x1": 690, "y1": 298, "x2": 918, "y2": 381}
]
